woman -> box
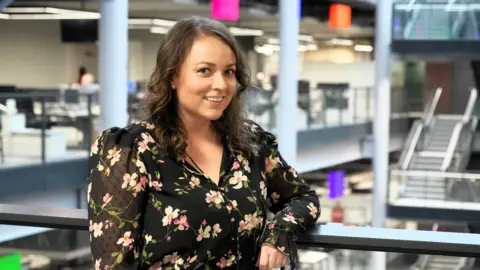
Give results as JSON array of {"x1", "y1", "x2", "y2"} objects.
[{"x1": 87, "y1": 16, "x2": 320, "y2": 270}]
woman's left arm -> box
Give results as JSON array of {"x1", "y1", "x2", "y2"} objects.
[{"x1": 257, "y1": 126, "x2": 321, "y2": 264}]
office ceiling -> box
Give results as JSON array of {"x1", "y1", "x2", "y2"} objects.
[{"x1": 8, "y1": 0, "x2": 376, "y2": 39}]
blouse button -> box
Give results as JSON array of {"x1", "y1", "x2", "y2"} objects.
[{"x1": 231, "y1": 218, "x2": 235, "y2": 222}]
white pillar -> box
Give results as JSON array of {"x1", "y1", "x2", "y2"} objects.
[
  {"x1": 99, "y1": 0, "x2": 129, "y2": 130},
  {"x1": 372, "y1": 0, "x2": 392, "y2": 269},
  {"x1": 277, "y1": 0, "x2": 300, "y2": 166}
]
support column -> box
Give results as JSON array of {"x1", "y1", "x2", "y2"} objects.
[
  {"x1": 277, "y1": 0, "x2": 300, "y2": 166},
  {"x1": 99, "y1": 0, "x2": 129, "y2": 130},
  {"x1": 372, "y1": 0, "x2": 392, "y2": 269}
]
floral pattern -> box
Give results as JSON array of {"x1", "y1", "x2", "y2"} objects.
[{"x1": 88, "y1": 120, "x2": 320, "y2": 269}]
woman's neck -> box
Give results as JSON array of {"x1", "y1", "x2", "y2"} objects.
[{"x1": 180, "y1": 112, "x2": 217, "y2": 145}]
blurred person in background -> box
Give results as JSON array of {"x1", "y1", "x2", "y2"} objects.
[
  {"x1": 78, "y1": 66, "x2": 95, "y2": 85},
  {"x1": 87, "y1": 16, "x2": 320, "y2": 270}
]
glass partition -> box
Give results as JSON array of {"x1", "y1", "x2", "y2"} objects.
[{"x1": 393, "y1": 3, "x2": 480, "y2": 41}]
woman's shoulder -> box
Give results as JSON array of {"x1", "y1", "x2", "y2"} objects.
[
  {"x1": 243, "y1": 119, "x2": 277, "y2": 147},
  {"x1": 93, "y1": 120, "x2": 158, "y2": 152}
]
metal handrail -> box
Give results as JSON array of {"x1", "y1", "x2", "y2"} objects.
[
  {"x1": 401, "y1": 121, "x2": 424, "y2": 170},
  {"x1": 400, "y1": 88, "x2": 442, "y2": 170},
  {"x1": 391, "y1": 169, "x2": 480, "y2": 181},
  {"x1": 441, "y1": 88, "x2": 477, "y2": 171},
  {"x1": 424, "y1": 87, "x2": 443, "y2": 127},
  {"x1": 1, "y1": 204, "x2": 480, "y2": 257}
]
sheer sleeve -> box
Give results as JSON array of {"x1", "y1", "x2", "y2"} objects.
[
  {"x1": 252, "y1": 123, "x2": 321, "y2": 268},
  {"x1": 87, "y1": 128, "x2": 149, "y2": 270}
]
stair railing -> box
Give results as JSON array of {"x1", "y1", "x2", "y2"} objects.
[
  {"x1": 441, "y1": 88, "x2": 478, "y2": 172},
  {"x1": 399, "y1": 88, "x2": 442, "y2": 170}
]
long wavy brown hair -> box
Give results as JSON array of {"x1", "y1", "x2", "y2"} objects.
[{"x1": 146, "y1": 16, "x2": 260, "y2": 158}]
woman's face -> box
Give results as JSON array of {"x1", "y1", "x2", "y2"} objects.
[{"x1": 173, "y1": 35, "x2": 237, "y2": 123}]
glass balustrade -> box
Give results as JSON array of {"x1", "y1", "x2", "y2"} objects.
[{"x1": 393, "y1": 3, "x2": 480, "y2": 41}]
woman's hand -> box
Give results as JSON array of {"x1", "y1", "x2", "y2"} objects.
[{"x1": 257, "y1": 243, "x2": 288, "y2": 270}]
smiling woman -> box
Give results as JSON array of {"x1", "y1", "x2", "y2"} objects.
[{"x1": 87, "y1": 16, "x2": 320, "y2": 270}]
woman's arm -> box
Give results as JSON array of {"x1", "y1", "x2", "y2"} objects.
[
  {"x1": 253, "y1": 123, "x2": 321, "y2": 267},
  {"x1": 88, "y1": 128, "x2": 149, "y2": 269}
]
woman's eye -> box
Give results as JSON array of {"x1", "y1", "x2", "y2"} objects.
[
  {"x1": 226, "y1": 69, "x2": 235, "y2": 76},
  {"x1": 198, "y1": 68, "x2": 210, "y2": 74}
]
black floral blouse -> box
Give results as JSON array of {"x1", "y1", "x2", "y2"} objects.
[{"x1": 87, "y1": 120, "x2": 320, "y2": 270}]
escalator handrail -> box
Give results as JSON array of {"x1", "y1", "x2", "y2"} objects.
[
  {"x1": 399, "y1": 88, "x2": 442, "y2": 170},
  {"x1": 441, "y1": 88, "x2": 478, "y2": 172},
  {"x1": 401, "y1": 121, "x2": 424, "y2": 170},
  {"x1": 424, "y1": 87, "x2": 443, "y2": 127}
]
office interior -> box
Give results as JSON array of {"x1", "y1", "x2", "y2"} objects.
[{"x1": 1, "y1": 0, "x2": 480, "y2": 269}]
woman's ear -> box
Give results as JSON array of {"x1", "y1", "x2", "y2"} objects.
[{"x1": 171, "y1": 75, "x2": 178, "y2": 90}]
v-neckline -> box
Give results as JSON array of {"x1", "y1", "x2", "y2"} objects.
[{"x1": 184, "y1": 146, "x2": 233, "y2": 187}]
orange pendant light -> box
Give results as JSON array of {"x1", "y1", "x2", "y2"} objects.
[{"x1": 329, "y1": 4, "x2": 352, "y2": 29}]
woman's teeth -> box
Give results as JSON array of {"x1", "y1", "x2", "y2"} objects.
[{"x1": 204, "y1": 97, "x2": 224, "y2": 102}]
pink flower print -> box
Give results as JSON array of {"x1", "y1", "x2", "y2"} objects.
[
  {"x1": 232, "y1": 161, "x2": 240, "y2": 170},
  {"x1": 216, "y1": 257, "x2": 228, "y2": 269},
  {"x1": 101, "y1": 193, "x2": 112, "y2": 208},
  {"x1": 116, "y1": 231, "x2": 134, "y2": 247},
  {"x1": 283, "y1": 213, "x2": 297, "y2": 224},
  {"x1": 174, "y1": 215, "x2": 190, "y2": 230},
  {"x1": 150, "y1": 181, "x2": 163, "y2": 191},
  {"x1": 268, "y1": 223, "x2": 275, "y2": 229}
]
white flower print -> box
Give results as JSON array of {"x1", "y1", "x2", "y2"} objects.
[
  {"x1": 189, "y1": 176, "x2": 200, "y2": 188},
  {"x1": 212, "y1": 223, "x2": 222, "y2": 237},
  {"x1": 259, "y1": 181, "x2": 267, "y2": 199},
  {"x1": 163, "y1": 252, "x2": 184, "y2": 270},
  {"x1": 197, "y1": 225, "x2": 211, "y2": 241},
  {"x1": 145, "y1": 234, "x2": 152, "y2": 245},
  {"x1": 94, "y1": 258, "x2": 101, "y2": 270},
  {"x1": 90, "y1": 139, "x2": 99, "y2": 157},
  {"x1": 205, "y1": 190, "x2": 224, "y2": 205},
  {"x1": 107, "y1": 147, "x2": 121, "y2": 166},
  {"x1": 228, "y1": 171, "x2": 247, "y2": 189},
  {"x1": 122, "y1": 173, "x2": 138, "y2": 189},
  {"x1": 87, "y1": 182, "x2": 92, "y2": 202},
  {"x1": 162, "y1": 206, "x2": 180, "y2": 226},
  {"x1": 307, "y1": 202, "x2": 319, "y2": 218},
  {"x1": 91, "y1": 222, "x2": 103, "y2": 238},
  {"x1": 135, "y1": 159, "x2": 146, "y2": 174},
  {"x1": 117, "y1": 231, "x2": 134, "y2": 247}
]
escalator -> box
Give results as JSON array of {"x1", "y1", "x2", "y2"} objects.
[{"x1": 398, "y1": 88, "x2": 478, "y2": 200}]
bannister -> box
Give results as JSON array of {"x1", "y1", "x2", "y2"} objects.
[
  {"x1": 399, "y1": 88, "x2": 442, "y2": 170},
  {"x1": 424, "y1": 88, "x2": 442, "y2": 127},
  {"x1": 0, "y1": 204, "x2": 480, "y2": 257},
  {"x1": 441, "y1": 88, "x2": 477, "y2": 171}
]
